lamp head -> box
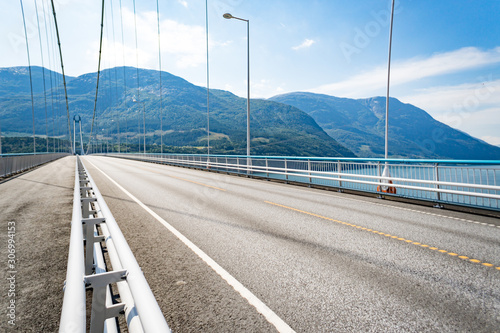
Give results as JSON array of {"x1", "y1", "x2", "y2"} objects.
[{"x1": 223, "y1": 13, "x2": 233, "y2": 19}]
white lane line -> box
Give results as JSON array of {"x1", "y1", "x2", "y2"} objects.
[{"x1": 86, "y1": 158, "x2": 295, "y2": 333}]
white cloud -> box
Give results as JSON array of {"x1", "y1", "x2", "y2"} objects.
[
  {"x1": 292, "y1": 39, "x2": 315, "y2": 51},
  {"x1": 224, "y1": 79, "x2": 287, "y2": 99},
  {"x1": 435, "y1": 106, "x2": 500, "y2": 144},
  {"x1": 313, "y1": 47, "x2": 500, "y2": 97},
  {"x1": 105, "y1": 8, "x2": 207, "y2": 70},
  {"x1": 309, "y1": 46, "x2": 500, "y2": 144},
  {"x1": 480, "y1": 136, "x2": 500, "y2": 146},
  {"x1": 251, "y1": 79, "x2": 286, "y2": 98},
  {"x1": 400, "y1": 80, "x2": 500, "y2": 143},
  {"x1": 177, "y1": 0, "x2": 188, "y2": 8},
  {"x1": 400, "y1": 78, "x2": 500, "y2": 115}
]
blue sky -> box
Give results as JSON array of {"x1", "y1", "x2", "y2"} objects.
[{"x1": 2, "y1": 0, "x2": 500, "y2": 146}]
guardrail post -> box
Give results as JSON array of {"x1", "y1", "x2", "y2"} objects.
[
  {"x1": 434, "y1": 163, "x2": 442, "y2": 207},
  {"x1": 247, "y1": 156, "x2": 252, "y2": 176},
  {"x1": 337, "y1": 161, "x2": 343, "y2": 190},
  {"x1": 308, "y1": 159, "x2": 312, "y2": 186},
  {"x1": 81, "y1": 197, "x2": 97, "y2": 219},
  {"x1": 265, "y1": 158, "x2": 269, "y2": 179},
  {"x1": 82, "y1": 217, "x2": 106, "y2": 275},
  {"x1": 285, "y1": 159, "x2": 288, "y2": 183},
  {"x1": 85, "y1": 269, "x2": 127, "y2": 333}
]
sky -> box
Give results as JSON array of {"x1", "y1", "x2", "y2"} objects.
[{"x1": 1, "y1": 0, "x2": 500, "y2": 146}]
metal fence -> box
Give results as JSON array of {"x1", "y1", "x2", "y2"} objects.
[
  {"x1": 0, "y1": 153, "x2": 69, "y2": 178},
  {"x1": 59, "y1": 156, "x2": 170, "y2": 333},
  {"x1": 103, "y1": 153, "x2": 500, "y2": 212}
]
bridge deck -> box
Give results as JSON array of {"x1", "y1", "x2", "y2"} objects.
[
  {"x1": 85, "y1": 155, "x2": 500, "y2": 332},
  {"x1": 0, "y1": 156, "x2": 73, "y2": 331},
  {"x1": 1, "y1": 155, "x2": 499, "y2": 331}
]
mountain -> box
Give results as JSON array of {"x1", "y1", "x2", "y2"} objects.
[
  {"x1": 0, "y1": 66, "x2": 69, "y2": 96},
  {"x1": 0, "y1": 66, "x2": 354, "y2": 157},
  {"x1": 270, "y1": 92, "x2": 500, "y2": 160}
]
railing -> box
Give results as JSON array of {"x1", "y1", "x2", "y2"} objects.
[
  {"x1": 104, "y1": 153, "x2": 500, "y2": 212},
  {"x1": 0, "y1": 153, "x2": 69, "y2": 178},
  {"x1": 59, "y1": 156, "x2": 170, "y2": 333}
]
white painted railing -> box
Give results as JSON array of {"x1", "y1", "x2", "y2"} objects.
[
  {"x1": 104, "y1": 153, "x2": 500, "y2": 212},
  {"x1": 59, "y1": 156, "x2": 170, "y2": 333}
]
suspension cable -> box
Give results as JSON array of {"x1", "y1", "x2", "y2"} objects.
[
  {"x1": 118, "y1": 0, "x2": 127, "y2": 151},
  {"x1": 46, "y1": 0, "x2": 60, "y2": 151},
  {"x1": 34, "y1": 0, "x2": 49, "y2": 153},
  {"x1": 133, "y1": 0, "x2": 144, "y2": 153},
  {"x1": 43, "y1": 0, "x2": 56, "y2": 152},
  {"x1": 156, "y1": 0, "x2": 163, "y2": 154},
  {"x1": 86, "y1": 0, "x2": 106, "y2": 155},
  {"x1": 50, "y1": 0, "x2": 73, "y2": 153},
  {"x1": 110, "y1": 0, "x2": 120, "y2": 152},
  {"x1": 205, "y1": 0, "x2": 210, "y2": 156},
  {"x1": 20, "y1": 0, "x2": 36, "y2": 154}
]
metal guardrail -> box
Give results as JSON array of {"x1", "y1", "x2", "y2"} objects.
[
  {"x1": 59, "y1": 156, "x2": 170, "y2": 333},
  {"x1": 104, "y1": 153, "x2": 500, "y2": 212},
  {"x1": 0, "y1": 153, "x2": 70, "y2": 178}
]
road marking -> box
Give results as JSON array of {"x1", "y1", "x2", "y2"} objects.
[
  {"x1": 87, "y1": 159, "x2": 294, "y2": 333},
  {"x1": 286, "y1": 185, "x2": 499, "y2": 229},
  {"x1": 265, "y1": 201, "x2": 500, "y2": 272},
  {"x1": 138, "y1": 166, "x2": 226, "y2": 191},
  {"x1": 168, "y1": 174, "x2": 227, "y2": 191},
  {"x1": 345, "y1": 197, "x2": 500, "y2": 229}
]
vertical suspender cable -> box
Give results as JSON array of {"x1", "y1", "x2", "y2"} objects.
[
  {"x1": 110, "y1": 0, "x2": 120, "y2": 152},
  {"x1": 118, "y1": 0, "x2": 127, "y2": 152},
  {"x1": 86, "y1": 0, "x2": 106, "y2": 155},
  {"x1": 34, "y1": 0, "x2": 49, "y2": 153},
  {"x1": 156, "y1": 0, "x2": 163, "y2": 155},
  {"x1": 133, "y1": 0, "x2": 144, "y2": 153},
  {"x1": 47, "y1": 3, "x2": 61, "y2": 153},
  {"x1": 46, "y1": 0, "x2": 60, "y2": 152},
  {"x1": 104, "y1": 5, "x2": 113, "y2": 152},
  {"x1": 50, "y1": 0, "x2": 74, "y2": 153},
  {"x1": 43, "y1": 0, "x2": 56, "y2": 152},
  {"x1": 205, "y1": 0, "x2": 210, "y2": 157},
  {"x1": 20, "y1": 0, "x2": 36, "y2": 154}
]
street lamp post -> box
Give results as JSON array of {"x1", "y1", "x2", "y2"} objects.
[
  {"x1": 223, "y1": 13, "x2": 250, "y2": 157},
  {"x1": 385, "y1": 0, "x2": 395, "y2": 160},
  {"x1": 381, "y1": 0, "x2": 396, "y2": 192}
]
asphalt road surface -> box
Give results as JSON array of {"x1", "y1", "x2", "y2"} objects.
[
  {"x1": 78, "y1": 155, "x2": 500, "y2": 332},
  {"x1": 0, "y1": 156, "x2": 73, "y2": 332},
  {"x1": 2, "y1": 155, "x2": 498, "y2": 332}
]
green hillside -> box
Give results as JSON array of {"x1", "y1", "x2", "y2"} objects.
[
  {"x1": 270, "y1": 92, "x2": 500, "y2": 160},
  {"x1": 0, "y1": 66, "x2": 354, "y2": 157}
]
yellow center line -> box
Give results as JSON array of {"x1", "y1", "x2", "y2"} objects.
[
  {"x1": 168, "y1": 175, "x2": 227, "y2": 191},
  {"x1": 264, "y1": 200, "x2": 500, "y2": 271},
  {"x1": 138, "y1": 167, "x2": 226, "y2": 191}
]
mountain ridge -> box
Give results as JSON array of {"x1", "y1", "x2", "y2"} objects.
[
  {"x1": 0, "y1": 66, "x2": 354, "y2": 157},
  {"x1": 1, "y1": 66, "x2": 498, "y2": 159},
  {"x1": 269, "y1": 92, "x2": 500, "y2": 160}
]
